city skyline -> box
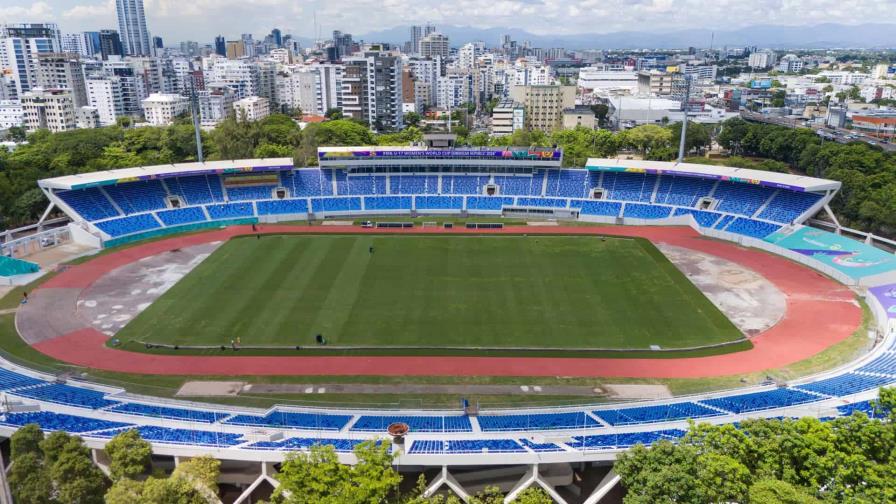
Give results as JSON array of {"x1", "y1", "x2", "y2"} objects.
[{"x1": 1, "y1": 0, "x2": 896, "y2": 45}]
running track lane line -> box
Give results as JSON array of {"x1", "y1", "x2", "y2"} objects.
[{"x1": 29, "y1": 225, "x2": 861, "y2": 378}]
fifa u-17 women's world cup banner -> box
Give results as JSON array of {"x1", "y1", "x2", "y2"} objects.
[{"x1": 319, "y1": 148, "x2": 561, "y2": 160}]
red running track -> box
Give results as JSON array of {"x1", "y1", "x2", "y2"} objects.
[{"x1": 30, "y1": 225, "x2": 861, "y2": 378}]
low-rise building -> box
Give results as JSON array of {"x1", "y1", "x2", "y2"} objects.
[
  {"x1": 0, "y1": 100, "x2": 24, "y2": 129},
  {"x1": 232, "y1": 95, "x2": 270, "y2": 122},
  {"x1": 490, "y1": 98, "x2": 524, "y2": 135},
  {"x1": 509, "y1": 84, "x2": 575, "y2": 133},
  {"x1": 142, "y1": 93, "x2": 189, "y2": 126},
  {"x1": 21, "y1": 88, "x2": 76, "y2": 132},
  {"x1": 562, "y1": 106, "x2": 596, "y2": 130}
]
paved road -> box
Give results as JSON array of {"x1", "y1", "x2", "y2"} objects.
[{"x1": 740, "y1": 111, "x2": 896, "y2": 153}]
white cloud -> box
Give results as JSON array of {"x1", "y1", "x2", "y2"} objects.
[
  {"x1": 0, "y1": 2, "x2": 54, "y2": 24},
  {"x1": 0, "y1": 0, "x2": 894, "y2": 42},
  {"x1": 62, "y1": 0, "x2": 113, "y2": 20}
]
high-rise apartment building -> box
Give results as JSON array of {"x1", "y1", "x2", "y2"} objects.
[
  {"x1": 342, "y1": 51, "x2": 403, "y2": 130},
  {"x1": 0, "y1": 23, "x2": 61, "y2": 98},
  {"x1": 99, "y1": 30, "x2": 124, "y2": 60},
  {"x1": 419, "y1": 32, "x2": 449, "y2": 60},
  {"x1": 36, "y1": 52, "x2": 88, "y2": 108},
  {"x1": 214, "y1": 36, "x2": 226, "y2": 57},
  {"x1": 115, "y1": 0, "x2": 152, "y2": 56}
]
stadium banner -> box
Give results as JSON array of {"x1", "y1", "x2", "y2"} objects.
[
  {"x1": 584, "y1": 164, "x2": 807, "y2": 192},
  {"x1": 868, "y1": 284, "x2": 896, "y2": 319},
  {"x1": 222, "y1": 173, "x2": 281, "y2": 187},
  {"x1": 69, "y1": 164, "x2": 294, "y2": 190},
  {"x1": 318, "y1": 148, "x2": 562, "y2": 161},
  {"x1": 764, "y1": 226, "x2": 896, "y2": 279}
]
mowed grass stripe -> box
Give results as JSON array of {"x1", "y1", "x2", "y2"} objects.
[{"x1": 115, "y1": 234, "x2": 744, "y2": 351}]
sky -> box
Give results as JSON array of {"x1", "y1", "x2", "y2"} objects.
[{"x1": 0, "y1": 0, "x2": 895, "y2": 43}]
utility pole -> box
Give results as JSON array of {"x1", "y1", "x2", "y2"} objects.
[
  {"x1": 677, "y1": 75, "x2": 692, "y2": 163},
  {"x1": 189, "y1": 75, "x2": 204, "y2": 162}
]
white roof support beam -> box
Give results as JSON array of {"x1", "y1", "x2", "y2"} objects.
[
  {"x1": 424, "y1": 465, "x2": 472, "y2": 502},
  {"x1": 503, "y1": 464, "x2": 568, "y2": 504}
]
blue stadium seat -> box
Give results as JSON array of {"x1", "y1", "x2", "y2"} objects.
[
  {"x1": 0, "y1": 368, "x2": 46, "y2": 391},
  {"x1": 310, "y1": 197, "x2": 362, "y2": 213},
  {"x1": 103, "y1": 180, "x2": 168, "y2": 213},
  {"x1": 363, "y1": 196, "x2": 412, "y2": 211},
  {"x1": 0, "y1": 411, "x2": 132, "y2": 432},
  {"x1": 92, "y1": 426, "x2": 243, "y2": 447},
  {"x1": 12, "y1": 383, "x2": 119, "y2": 409},
  {"x1": 758, "y1": 191, "x2": 822, "y2": 224},
  {"x1": 466, "y1": 196, "x2": 513, "y2": 211},
  {"x1": 165, "y1": 175, "x2": 224, "y2": 205},
  {"x1": 408, "y1": 439, "x2": 526, "y2": 454},
  {"x1": 350, "y1": 415, "x2": 472, "y2": 433},
  {"x1": 223, "y1": 410, "x2": 352, "y2": 430},
  {"x1": 593, "y1": 402, "x2": 723, "y2": 426},
  {"x1": 795, "y1": 373, "x2": 896, "y2": 397},
  {"x1": 724, "y1": 218, "x2": 781, "y2": 239},
  {"x1": 580, "y1": 200, "x2": 622, "y2": 217},
  {"x1": 415, "y1": 196, "x2": 463, "y2": 210},
  {"x1": 602, "y1": 173, "x2": 655, "y2": 202},
  {"x1": 493, "y1": 175, "x2": 541, "y2": 196},
  {"x1": 286, "y1": 169, "x2": 332, "y2": 197},
  {"x1": 653, "y1": 176, "x2": 716, "y2": 207},
  {"x1": 205, "y1": 202, "x2": 254, "y2": 219},
  {"x1": 57, "y1": 188, "x2": 120, "y2": 221},
  {"x1": 700, "y1": 388, "x2": 818, "y2": 414},
  {"x1": 443, "y1": 175, "x2": 487, "y2": 194},
  {"x1": 95, "y1": 214, "x2": 161, "y2": 237},
  {"x1": 256, "y1": 199, "x2": 309, "y2": 215},
  {"x1": 109, "y1": 402, "x2": 230, "y2": 423},
  {"x1": 624, "y1": 203, "x2": 672, "y2": 219},
  {"x1": 713, "y1": 182, "x2": 775, "y2": 216},
  {"x1": 673, "y1": 208, "x2": 723, "y2": 227},
  {"x1": 519, "y1": 438, "x2": 564, "y2": 452},
  {"x1": 545, "y1": 170, "x2": 589, "y2": 199},
  {"x1": 478, "y1": 412, "x2": 601, "y2": 431},
  {"x1": 516, "y1": 197, "x2": 567, "y2": 208},
  {"x1": 226, "y1": 185, "x2": 276, "y2": 201},
  {"x1": 246, "y1": 437, "x2": 368, "y2": 451},
  {"x1": 837, "y1": 400, "x2": 891, "y2": 418},
  {"x1": 568, "y1": 429, "x2": 686, "y2": 450},
  {"x1": 392, "y1": 175, "x2": 438, "y2": 194},
  {"x1": 857, "y1": 352, "x2": 896, "y2": 375},
  {"x1": 155, "y1": 207, "x2": 207, "y2": 226}
]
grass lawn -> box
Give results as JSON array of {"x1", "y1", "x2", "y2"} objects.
[{"x1": 114, "y1": 234, "x2": 743, "y2": 352}]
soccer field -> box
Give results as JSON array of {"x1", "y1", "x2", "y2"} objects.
[{"x1": 114, "y1": 234, "x2": 744, "y2": 352}]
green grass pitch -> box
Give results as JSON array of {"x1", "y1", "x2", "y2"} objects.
[{"x1": 114, "y1": 234, "x2": 745, "y2": 353}]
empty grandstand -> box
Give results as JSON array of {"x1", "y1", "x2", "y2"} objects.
[{"x1": 6, "y1": 142, "x2": 896, "y2": 503}]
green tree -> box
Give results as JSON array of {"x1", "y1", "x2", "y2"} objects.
[
  {"x1": 748, "y1": 479, "x2": 820, "y2": 504},
  {"x1": 667, "y1": 122, "x2": 710, "y2": 155},
  {"x1": 324, "y1": 108, "x2": 344, "y2": 120},
  {"x1": 618, "y1": 124, "x2": 673, "y2": 156},
  {"x1": 403, "y1": 111, "x2": 422, "y2": 127},
  {"x1": 11, "y1": 423, "x2": 44, "y2": 459},
  {"x1": 272, "y1": 440, "x2": 400, "y2": 504},
  {"x1": 44, "y1": 433, "x2": 108, "y2": 504},
  {"x1": 8, "y1": 452, "x2": 52, "y2": 504},
  {"x1": 105, "y1": 429, "x2": 152, "y2": 481}
]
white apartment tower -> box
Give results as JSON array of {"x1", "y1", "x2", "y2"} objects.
[
  {"x1": 115, "y1": 0, "x2": 152, "y2": 56},
  {"x1": 0, "y1": 23, "x2": 61, "y2": 98}
]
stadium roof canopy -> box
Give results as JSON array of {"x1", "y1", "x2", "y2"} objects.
[
  {"x1": 586, "y1": 158, "x2": 840, "y2": 193},
  {"x1": 38, "y1": 158, "x2": 294, "y2": 191}
]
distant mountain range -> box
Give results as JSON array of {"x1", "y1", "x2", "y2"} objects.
[{"x1": 350, "y1": 23, "x2": 896, "y2": 50}]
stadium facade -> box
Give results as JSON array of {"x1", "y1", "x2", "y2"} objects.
[{"x1": 2, "y1": 146, "x2": 896, "y2": 502}]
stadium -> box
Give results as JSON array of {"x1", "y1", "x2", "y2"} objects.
[{"x1": 1, "y1": 135, "x2": 895, "y2": 502}]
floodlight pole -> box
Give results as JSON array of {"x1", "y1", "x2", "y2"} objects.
[
  {"x1": 677, "y1": 75, "x2": 692, "y2": 163},
  {"x1": 190, "y1": 75, "x2": 204, "y2": 163}
]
